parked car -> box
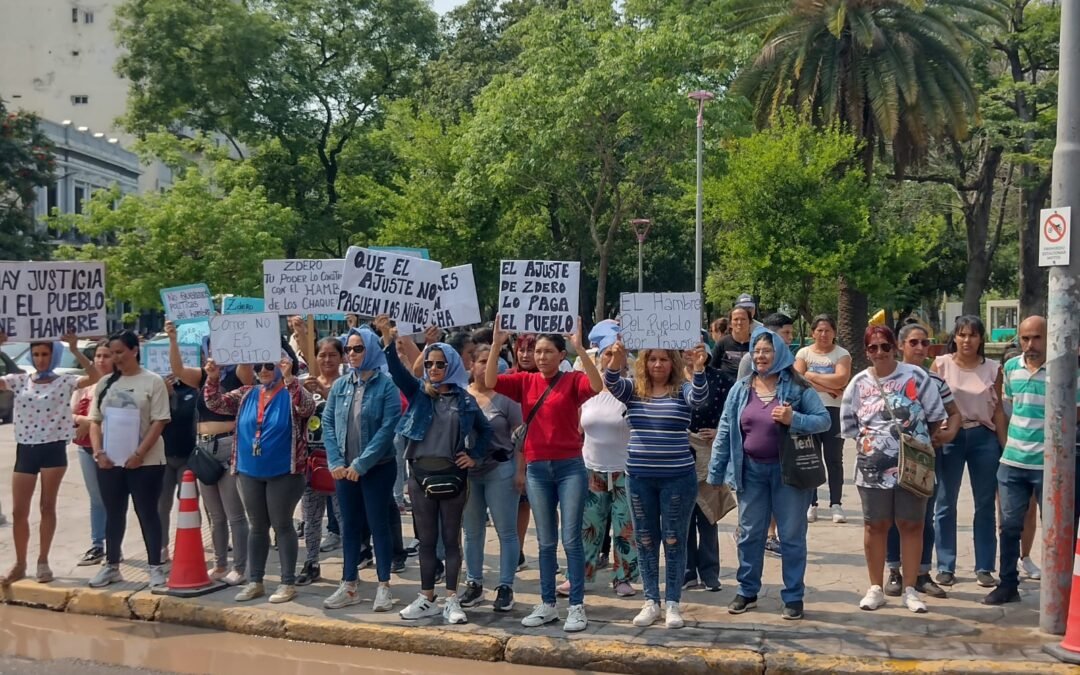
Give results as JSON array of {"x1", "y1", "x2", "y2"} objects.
[
  {"x1": 15, "y1": 340, "x2": 96, "y2": 377},
  {"x1": 1, "y1": 341, "x2": 30, "y2": 364}
]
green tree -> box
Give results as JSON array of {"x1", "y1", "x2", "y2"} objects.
[{"x1": 0, "y1": 101, "x2": 54, "y2": 260}]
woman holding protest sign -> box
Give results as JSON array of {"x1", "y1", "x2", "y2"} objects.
[
  {"x1": 165, "y1": 320, "x2": 251, "y2": 587},
  {"x1": 485, "y1": 318, "x2": 603, "y2": 633},
  {"x1": 203, "y1": 342, "x2": 314, "y2": 604},
  {"x1": 0, "y1": 331, "x2": 100, "y2": 586}
]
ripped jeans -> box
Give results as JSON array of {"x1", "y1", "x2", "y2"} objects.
[{"x1": 628, "y1": 469, "x2": 697, "y2": 604}]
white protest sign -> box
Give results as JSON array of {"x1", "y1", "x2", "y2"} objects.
[
  {"x1": 337, "y1": 247, "x2": 443, "y2": 328},
  {"x1": 618, "y1": 292, "x2": 702, "y2": 350},
  {"x1": 497, "y1": 260, "x2": 579, "y2": 333},
  {"x1": 263, "y1": 259, "x2": 344, "y2": 315},
  {"x1": 142, "y1": 342, "x2": 201, "y2": 377},
  {"x1": 1039, "y1": 207, "x2": 1072, "y2": 267},
  {"x1": 208, "y1": 313, "x2": 281, "y2": 365},
  {"x1": 0, "y1": 261, "x2": 107, "y2": 340},
  {"x1": 433, "y1": 264, "x2": 481, "y2": 329},
  {"x1": 160, "y1": 283, "x2": 214, "y2": 324}
]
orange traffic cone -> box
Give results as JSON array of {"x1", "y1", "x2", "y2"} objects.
[
  {"x1": 152, "y1": 470, "x2": 226, "y2": 597},
  {"x1": 1045, "y1": 529, "x2": 1080, "y2": 664}
]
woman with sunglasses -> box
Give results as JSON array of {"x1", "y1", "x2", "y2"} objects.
[
  {"x1": 321, "y1": 328, "x2": 402, "y2": 612},
  {"x1": 203, "y1": 344, "x2": 314, "y2": 604},
  {"x1": 378, "y1": 316, "x2": 492, "y2": 625},
  {"x1": 165, "y1": 320, "x2": 252, "y2": 587},
  {"x1": 486, "y1": 318, "x2": 603, "y2": 633},
  {"x1": 931, "y1": 315, "x2": 1006, "y2": 589},
  {"x1": 840, "y1": 326, "x2": 946, "y2": 614},
  {"x1": 794, "y1": 314, "x2": 851, "y2": 525}
]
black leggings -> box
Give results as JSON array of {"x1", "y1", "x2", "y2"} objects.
[
  {"x1": 97, "y1": 465, "x2": 166, "y2": 566},
  {"x1": 408, "y1": 477, "x2": 467, "y2": 592},
  {"x1": 812, "y1": 407, "x2": 845, "y2": 507}
]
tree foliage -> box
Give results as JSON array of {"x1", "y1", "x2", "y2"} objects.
[{"x1": 0, "y1": 101, "x2": 54, "y2": 260}]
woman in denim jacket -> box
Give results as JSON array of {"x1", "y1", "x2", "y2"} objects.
[
  {"x1": 376, "y1": 315, "x2": 492, "y2": 625},
  {"x1": 321, "y1": 327, "x2": 402, "y2": 613},
  {"x1": 708, "y1": 327, "x2": 830, "y2": 621}
]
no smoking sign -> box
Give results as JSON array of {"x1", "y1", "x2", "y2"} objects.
[{"x1": 1039, "y1": 207, "x2": 1072, "y2": 267}]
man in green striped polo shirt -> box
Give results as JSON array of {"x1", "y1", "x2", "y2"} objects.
[{"x1": 985, "y1": 316, "x2": 1080, "y2": 605}]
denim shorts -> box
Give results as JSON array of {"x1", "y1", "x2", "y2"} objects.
[{"x1": 857, "y1": 485, "x2": 928, "y2": 523}]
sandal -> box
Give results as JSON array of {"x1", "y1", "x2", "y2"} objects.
[
  {"x1": 0, "y1": 563, "x2": 27, "y2": 587},
  {"x1": 36, "y1": 563, "x2": 54, "y2": 583}
]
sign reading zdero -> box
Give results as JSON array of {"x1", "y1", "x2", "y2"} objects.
[
  {"x1": 209, "y1": 313, "x2": 280, "y2": 365},
  {"x1": 498, "y1": 260, "x2": 579, "y2": 333},
  {"x1": 0, "y1": 261, "x2": 107, "y2": 340},
  {"x1": 263, "y1": 259, "x2": 343, "y2": 315},
  {"x1": 619, "y1": 292, "x2": 702, "y2": 350}
]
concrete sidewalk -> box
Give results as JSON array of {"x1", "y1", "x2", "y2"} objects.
[{"x1": 0, "y1": 424, "x2": 1073, "y2": 673}]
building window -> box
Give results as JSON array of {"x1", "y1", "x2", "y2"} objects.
[
  {"x1": 72, "y1": 50, "x2": 80, "y2": 57},
  {"x1": 71, "y1": 95, "x2": 88, "y2": 105},
  {"x1": 84, "y1": 11, "x2": 94, "y2": 23},
  {"x1": 72, "y1": 8, "x2": 78, "y2": 22},
  {"x1": 46, "y1": 184, "x2": 59, "y2": 215},
  {"x1": 74, "y1": 186, "x2": 86, "y2": 214}
]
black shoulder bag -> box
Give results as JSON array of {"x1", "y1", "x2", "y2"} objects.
[
  {"x1": 510, "y1": 372, "x2": 563, "y2": 454},
  {"x1": 778, "y1": 385, "x2": 827, "y2": 490}
]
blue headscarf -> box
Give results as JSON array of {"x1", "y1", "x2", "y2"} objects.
[
  {"x1": 588, "y1": 319, "x2": 620, "y2": 356},
  {"x1": 750, "y1": 327, "x2": 794, "y2": 377},
  {"x1": 31, "y1": 342, "x2": 65, "y2": 382},
  {"x1": 341, "y1": 327, "x2": 386, "y2": 374},
  {"x1": 423, "y1": 342, "x2": 470, "y2": 390}
]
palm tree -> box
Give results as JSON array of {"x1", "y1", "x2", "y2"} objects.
[{"x1": 724, "y1": 0, "x2": 1005, "y2": 359}]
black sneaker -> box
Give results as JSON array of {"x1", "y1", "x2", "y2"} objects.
[
  {"x1": 459, "y1": 581, "x2": 484, "y2": 607},
  {"x1": 915, "y1": 573, "x2": 947, "y2": 598},
  {"x1": 517, "y1": 551, "x2": 527, "y2": 571},
  {"x1": 884, "y1": 569, "x2": 902, "y2": 597},
  {"x1": 597, "y1": 552, "x2": 609, "y2": 570},
  {"x1": 682, "y1": 574, "x2": 700, "y2": 590},
  {"x1": 296, "y1": 561, "x2": 320, "y2": 586},
  {"x1": 358, "y1": 550, "x2": 374, "y2": 570},
  {"x1": 391, "y1": 556, "x2": 407, "y2": 574},
  {"x1": 976, "y1": 571, "x2": 999, "y2": 588},
  {"x1": 406, "y1": 540, "x2": 419, "y2": 557},
  {"x1": 728, "y1": 594, "x2": 757, "y2": 614},
  {"x1": 982, "y1": 585, "x2": 1020, "y2": 605},
  {"x1": 935, "y1": 571, "x2": 956, "y2": 586},
  {"x1": 764, "y1": 536, "x2": 781, "y2": 558},
  {"x1": 703, "y1": 579, "x2": 722, "y2": 592},
  {"x1": 434, "y1": 560, "x2": 445, "y2": 585},
  {"x1": 78, "y1": 546, "x2": 105, "y2": 567},
  {"x1": 493, "y1": 585, "x2": 514, "y2": 613},
  {"x1": 782, "y1": 601, "x2": 804, "y2": 620}
]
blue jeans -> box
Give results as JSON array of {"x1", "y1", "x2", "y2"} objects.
[
  {"x1": 934, "y1": 426, "x2": 1000, "y2": 574},
  {"x1": 887, "y1": 450, "x2": 941, "y2": 573},
  {"x1": 464, "y1": 458, "x2": 521, "y2": 588},
  {"x1": 335, "y1": 460, "x2": 396, "y2": 583},
  {"x1": 628, "y1": 470, "x2": 697, "y2": 604},
  {"x1": 736, "y1": 458, "x2": 813, "y2": 604},
  {"x1": 997, "y1": 463, "x2": 1042, "y2": 589},
  {"x1": 527, "y1": 457, "x2": 588, "y2": 605},
  {"x1": 77, "y1": 449, "x2": 106, "y2": 549}
]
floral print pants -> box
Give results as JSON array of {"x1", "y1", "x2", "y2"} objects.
[{"x1": 582, "y1": 469, "x2": 639, "y2": 584}]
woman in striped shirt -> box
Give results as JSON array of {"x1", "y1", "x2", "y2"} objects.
[{"x1": 604, "y1": 338, "x2": 709, "y2": 630}]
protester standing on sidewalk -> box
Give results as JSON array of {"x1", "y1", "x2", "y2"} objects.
[
  {"x1": 794, "y1": 314, "x2": 851, "y2": 524},
  {"x1": 0, "y1": 332, "x2": 99, "y2": 586},
  {"x1": 88, "y1": 331, "x2": 170, "y2": 589},
  {"x1": 709, "y1": 328, "x2": 830, "y2": 621},
  {"x1": 486, "y1": 319, "x2": 603, "y2": 633},
  {"x1": 156, "y1": 374, "x2": 198, "y2": 563},
  {"x1": 203, "y1": 344, "x2": 314, "y2": 605},
  {"x1": 165, "y1": 321, "x2": 250, "y2": 587},
  {"x1": 71, "y1": 340, "x2": 114, "y2": 566},
  {"x1": 841, "y1": 326, "x2": 946, "y2": 614},
  {"x1": 932, "y1": 315, "x2": 1006, "y2": 589},
  {"x1": 712, "y1": 307, "x2": 752, "y2": 382}
]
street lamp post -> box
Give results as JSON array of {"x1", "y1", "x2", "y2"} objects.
[
  {"x1": 687, "y1": 90, "x2": 714, "y2": 304},
  {"x1": 630, "y1": 218, "x2": 652, "y2": 292}
]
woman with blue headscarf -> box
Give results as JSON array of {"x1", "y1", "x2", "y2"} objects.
[
  {"x1": 320, "y1": 327, "x2": 402, "y2": 612},
  {"x1": 375, "y1": 315, "x2": 492, "y2": 626},
  {"x1": 708, "y1": 327, "x2": 830, "y2": 621}
]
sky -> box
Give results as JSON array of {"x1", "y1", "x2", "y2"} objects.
[{"x1": 431, "y1": 0, "x2": 465, "y2": 14}]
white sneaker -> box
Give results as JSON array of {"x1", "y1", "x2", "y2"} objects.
[
  {"x1": 563, "y1": 604, "x2": 587, "y2": 632},
  {"x1": 521, "y1": 602, "x2": 559, "y2": 627},
  {"x1": 223, "y1": 570, "x2": 246, "y2": 586},
  {"x1": 234, "y1": 582, "x2": 265, "y2": 602},
  {"x1": 806, "y1": 505, "x2": 818, "y2": 523},
  {"x1": 324, "y1": 581, "x2": 361, "y2": 609},
  {"x1": 1021, "y1": 556, "x2": 1042, "y2": 580},
  {"x1": 373, "y1": 584, "x2": 394, "y2": 612},
  {"x1": 268, "y1": 584, "x2": 297, "y2": 604},
  {"x1": 902, "y1": 586, "x2": 927, "y2": 614},
  {"x1": 665, "y1": 601, "x2": 684, "y2": 629},
  {"x1": 831, "y1": 504, "x2": 847, "y2": 523},
  {"x1": 400, "y1": 593, "x2": 440, "y2": 620},
  {"x1": 148, "y1": 564, "x2": 167, "y2": 589},
  {"x1": 89, "y1": 565, "x2": 123, "y2": 588},
  {"x1": 859, "y1": 585, "x2": 886, "y2": 611},
  {"x1": 632, "y1": 600, "x2": 661, "y2": 627},
  {"x1": 443, "y1": 595, "x2": 468, "y2": 624}
]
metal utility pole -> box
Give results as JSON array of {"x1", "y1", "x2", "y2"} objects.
[
  {"x1": 630, "y1": 218, "x2": 651, "y2": 293},
  {"x1": 1042, "y1": 0, "x2": 1080, "y2": 639},
  {"x1": 688, "y1": 91, "x2": 714, "y2": 304}
]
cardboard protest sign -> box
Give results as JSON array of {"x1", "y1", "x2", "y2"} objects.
[
  {"x1": 223, "y1": 296, "x2": 264, "y2": 314},
  {"x1": 176, "y1": 320, "x2": 210, "y2": 346},
  {"x1": 497, "y1": 260, "x2": 579, "y2": 333},
  {"x1": 160, "y1": 283, "x2": 214, "y2": 324},
  {"x1": 432, "y1": 264, "x2": 481, "y2": 329},
  {"x1": 143, "y1": 342, "x2": 201, "y2": 377},
  {"x1": 370, "y1": 246, "x2": 430, "y2": 260},
  {"x1": 0, "y1": 261, "x2": 107, "y2": 340},
  {"x1": 262, "y1": 259, "x2": 344, "y2": 315},
  {"x1": 618, "y1": 292, "x2": 702, "y2": 350},
  {"x1": 208, "y1": 313, "x2": 281, "y2": 365},
  {"x1": 337, "y1": 247, "x2": 443, "y2": 328}
]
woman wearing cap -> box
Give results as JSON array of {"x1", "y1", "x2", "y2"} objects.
[
  {"x1": 0, "y1": 332, "x2": 99, "y2": 585},
  {"x1": 203, "y1": 343, "x2": 315, "y2": 604}
]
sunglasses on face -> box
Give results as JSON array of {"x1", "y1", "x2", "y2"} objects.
[
  {"x1": 252, "y1": 363, "x2": 276, "y2": 373},
  {"x1": 345, "y1": 345, "x2": 366, "y2": 354},
  {"x1": 865, "y1": 343, "x2": 894, "y2": 354},
  {"x1": 424, "y1": 360, "x2": 448, "y2": 371},
  {"x1": 906, "y1": 338, "x2": 931, "y2": 347}
]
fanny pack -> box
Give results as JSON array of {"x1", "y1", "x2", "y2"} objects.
[{"x1": 411, "y1": 456, "x2": 467, "y2": 500}]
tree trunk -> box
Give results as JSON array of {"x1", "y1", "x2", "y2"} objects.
[
  {"x1": 960, "y1": 146, "x2": 1003, "y2": 317},
  {"x1": 1018, "y1": 171, "x2": 1052, "y2": 318},
  {"x1": 838, "y1": 275, "x2": 869, "y2": 369}
]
